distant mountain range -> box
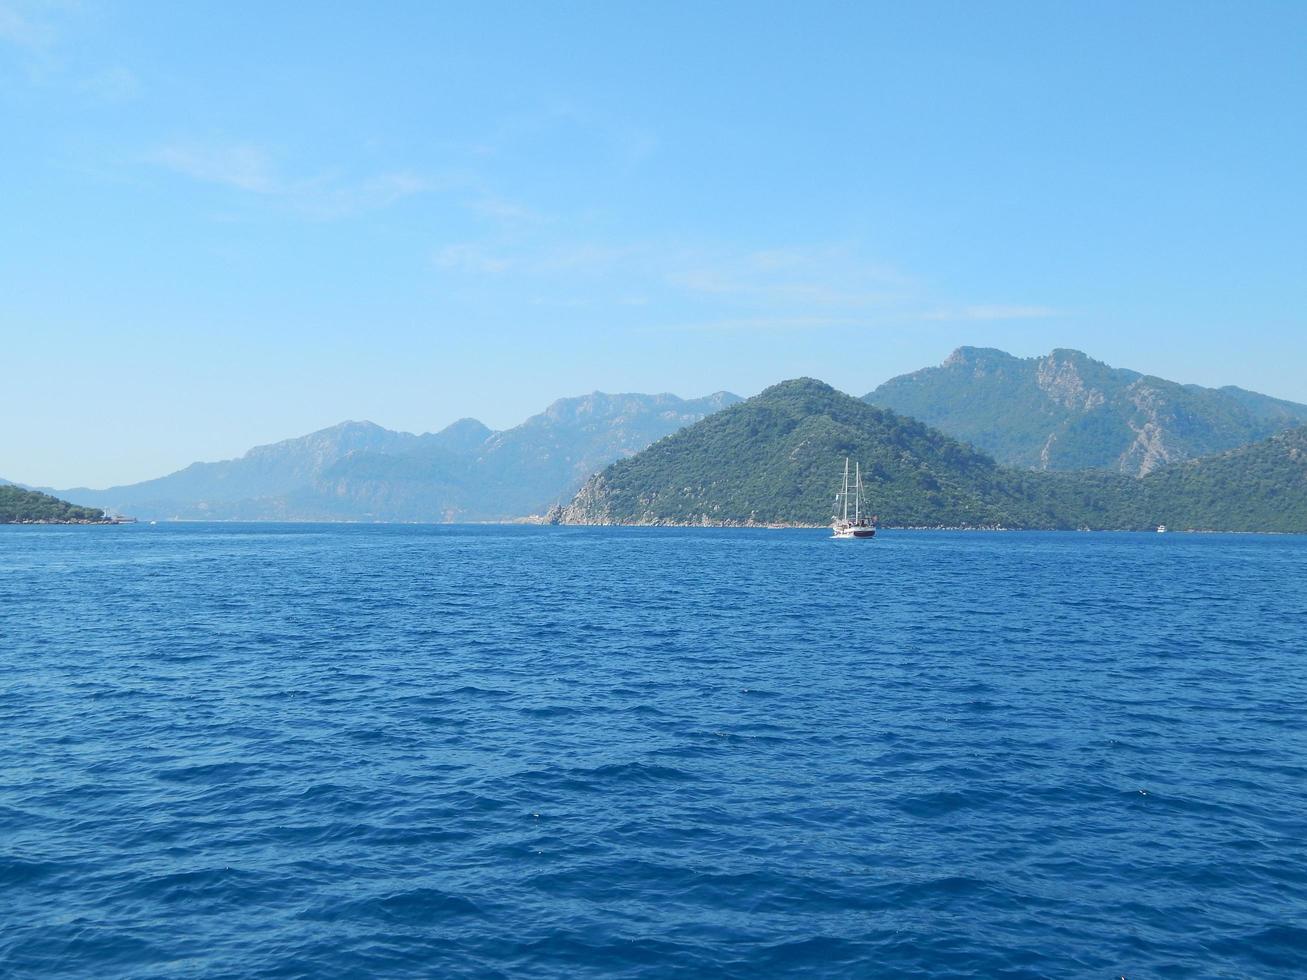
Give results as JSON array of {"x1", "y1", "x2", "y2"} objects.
[
  {"x1": 16, "y1": 346, "x2": 1306, "y2": 530},
  {"x1": 560, "y1": 378, "x2": 1307, "y2": 532},
  {"x1": 866, "y1": 347, "x2": 1307, "y2": 476},
  {"x1": 51, "y1": 391, "x2": 740, "y2": 522}
]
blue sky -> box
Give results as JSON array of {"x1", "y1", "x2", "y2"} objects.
[{"x1": 3, "y1": 1, "x2": 1305, "y2": 487}]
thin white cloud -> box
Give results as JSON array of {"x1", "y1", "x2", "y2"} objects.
[
  {"x1": 921, "y1": 305, "x2": 1062, "y2": 321},
  {"x1": 465, "y1": 194, "x2": 542, "y2": 224},
  {"x1": 670, "y1": 245, "x2": 913, "y2": 310},
  {"x1": 153, "y1": 143, "x2": 278, "y2": 193},
  {"x1": 675, "y1": 268, "x2": 898, "y2": 309},
  {"x1": 431, "y1": 241, "x2": 638, "y2": 279},
  {"x1": 424, "y1": 231, "x2": 1057, "y2": 334},
  {"x1": 149, "y1": 142, "x2": 432, "y2": 217},
  {"x1": 655, "y1": 315, "x2": 873, "y2": 333},
  {"x1": 300, "y1": 171, "x2": 432, "y2": 219},
  {"x1": 80, "y1": 65, "x2": 142, "y2": 102},
  {"x1": 433, "y1": 243, "x2": 512, "y2": 274},
  {"x1": 0, "y1": 5, "x2": 144, "y2": 100},
  {"x1": 535, "y1": 243, "x2": 635, "y2": 274},
  {"x1": 425, "y1": 237, "x2": 925, "y2": 327},
  {"x1": 0, "y1": 2, "x2": 53, "y2": 48}
]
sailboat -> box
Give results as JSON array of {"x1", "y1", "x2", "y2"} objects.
[{"x1": 831, "y1": 458, "x2": 876, "y2": 539}]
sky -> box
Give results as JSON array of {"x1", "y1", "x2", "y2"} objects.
[{"x1": 3, "y1": 1, "x2": 1305, "y2": 488}]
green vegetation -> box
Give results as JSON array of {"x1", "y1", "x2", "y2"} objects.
[
  {"x1": 1138, "y1": 427, "x2": 1307, "y2": 532},
  {"x1": 866, "y1": 347, "x2": 1307, "y2": 475},
  {"x1": 0, "y1": 485, "x2": 107, "y2": 523},
  {"x1": 564, "y1": 379, "x2": 1127, "y2": 528},
  {"x1": 561, "y1": 379, "x2": 1307, "y2": 532}
]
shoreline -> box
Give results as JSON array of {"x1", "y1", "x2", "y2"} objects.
[
  {"x1": 0, "y1": 517, "x2": 136, "y2": 526},
  {"x1": 8, "y1": 518, "x2": 1303, "y2": 535}
]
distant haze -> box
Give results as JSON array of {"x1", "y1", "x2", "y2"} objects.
[{"x1": 51, "y1": 392, "x2": 741, "y2": 521}]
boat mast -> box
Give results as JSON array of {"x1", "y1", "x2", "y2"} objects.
[
  {"x1": 842, "y1": 458, "x2": 850, "y2": 523},
  {"x1": 855, "y1": 462, "x2": 861, "y2": 524}
]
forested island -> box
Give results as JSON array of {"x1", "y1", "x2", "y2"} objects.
[
  {"x1": 0, "y1": 485, "x2": 111, "y2": 524},
  {"x1": 557, "y1": 380, "x2": 1307, "y2": 533}
]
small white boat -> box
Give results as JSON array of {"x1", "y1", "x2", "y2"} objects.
[
  {"x1": 832, "y1": 458, "x2": 876, "y2": 539},
  {"x1": 1157, "y1": 524, "x2": 1167, "y2": 534}
]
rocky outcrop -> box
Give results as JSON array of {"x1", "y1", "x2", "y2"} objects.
[
  {"x1": 556, "y1": 474, "x2": 617, "y2": 525},
  {"x1": 1034, "y1": 351, "x2": 1108, "y2": 412},
  {"x1": 1121, "y1": 421, "x2": 1174, "y2": 476}
]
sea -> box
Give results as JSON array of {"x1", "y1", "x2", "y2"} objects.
[{"x1": 3, "y1": 524, "x2": 1306, "y2": 978}]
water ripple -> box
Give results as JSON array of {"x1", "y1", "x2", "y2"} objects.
[{"x1": 2, "y1": 524, "x2": 1306, "y2": 977}]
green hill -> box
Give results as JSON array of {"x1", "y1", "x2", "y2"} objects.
[
  {"x1": 866, "y1": 347, "x2": 1307, "y2": 475},
  {"x1": 1138, "y1": 426, "x2": 1307, "y2": 532},
  {"x1": 558, "y1": 378, "x2": 1135, "y2": 528},
  {"x1": 559, "y1": 380, "x2": 1307, "y2": 532},
  {"x1": 0, "y1": 485, "x2": 106, "y2": 523}
]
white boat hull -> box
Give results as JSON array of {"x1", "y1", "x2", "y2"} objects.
[{"x1": 832, "y1": 524, "x2": 876, "y2": 539}]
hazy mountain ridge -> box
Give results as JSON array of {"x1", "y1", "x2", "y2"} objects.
[
  {"x1": 54, "y1": 420, "x2": 433, "y2": 514},
  {"x1": 426, "y1": 418, "x2": 495, "y2": 456},
  {"x1": 54, "y1": 391, "x2": 740, "y2": 521},
  {"x1": 301, "y1": 391, "x2": 742, "y2": 521},
  {"x1": 866, "y1": 347, "x2": 1307, "y2": 476}
]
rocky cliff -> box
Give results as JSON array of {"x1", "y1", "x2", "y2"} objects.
[{"x1": 867, "y1": 347, "x2": 1307, "y2": 475}]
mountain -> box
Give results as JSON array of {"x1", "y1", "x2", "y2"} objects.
[
  {"x1": 558, "y1": 378, "x2": 1132, "y2": 528},
  {"x1": 472, "y1": 390, "x2": 741, "y2": 515},
  {"x1": 427, "y1": 418, "x2": 495, "y2": 455},
  {"x1": 866, "y1": 347, "x2": 1307, "y2": 476},
  {"x1": 1, "y1": 485, "x2": 106, "y2": 524},
  {"x1": 56, "y1": 420, "x2": 430, "y2": 517},
  {"x1": 299, "y1": 391, "x2": 742, "y2": 521},
  {"x1": 55, "y1": 391, "x2": 740, "y2": 521},
  {"x1": 560, "y1": 380, "x2": 1307, "y2": 532},
  {"x1": 1137, "y1": 425, "x2": 1307, "y2": 532}
]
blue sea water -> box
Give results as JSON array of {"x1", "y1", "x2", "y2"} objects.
[{"x1": 2, "y1": 524, "x2": 1306, "y2": 978}]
